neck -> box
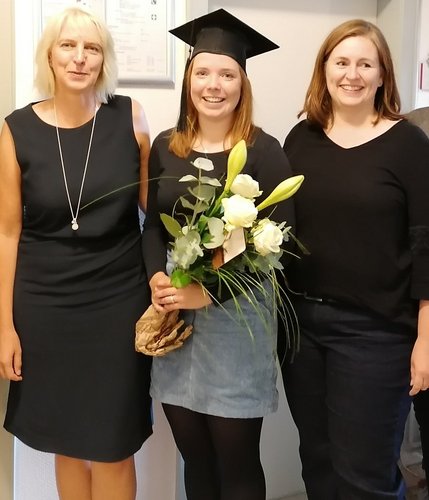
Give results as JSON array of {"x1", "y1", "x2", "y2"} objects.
[
  {"x1": 329, "y1": 105, "x2": 378, "y2": 130},
  {"x1": 53, "y1": 91, "x2": 98, "y2": 128},
  {"x1": 197, "y1": 115, "x2": 233, "y2": 152}
]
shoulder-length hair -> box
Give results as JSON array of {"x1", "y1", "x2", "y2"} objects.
[
  {"x1": 169, "y1": 58, "x2": 256, "y2": 158},
  {"x1": 34, "y1": 7, "x2": 117, "y2": 103},
  {"x1": 300, "y1": 19, "x2": 403, "y2": 128}
]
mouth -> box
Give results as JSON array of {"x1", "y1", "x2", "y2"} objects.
[
  {"x1": 68, "y1": 71, "x2": 88, "y2": 76},
  {"x1": 340, "y1": 85, "x2": 363, "y2": 92},
  {"x1": 202, "y1": 97, "x2": 224, "y2": 103}
]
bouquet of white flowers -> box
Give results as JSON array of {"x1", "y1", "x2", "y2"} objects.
[{"x1": 159, "y1": 139, "x2": 304, "y2": 344}]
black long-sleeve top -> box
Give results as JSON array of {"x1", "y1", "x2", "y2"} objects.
[
  {"x1": 283, "y1": 119, "x2": 429, "y2": 332},
  {"x1": 142, "y1": 128, "x2": 295, "y2": 302}
]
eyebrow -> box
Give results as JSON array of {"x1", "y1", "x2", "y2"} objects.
[
  {"x1": 193, "y1": 66, "x2": 239, "y2": 73},
  {"x1": 57, "y1": 38, "x2": 102, "y2": 46}
]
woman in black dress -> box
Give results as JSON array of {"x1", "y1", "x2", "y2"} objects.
[{"x1": 0, "y1": 7, "x2": 152, "y2": 499}]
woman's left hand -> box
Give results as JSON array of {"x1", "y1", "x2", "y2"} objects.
[
  {"x1": 411, "y1": 301, "x2": 429, "y2": 396},
  {"x1": 154, "y1": 282, "x2": 212, "y2": 312},
  {"x1": 150, "y1": 272, "x2": 212, "y2": 311},
  {"x1": 410, "y1": 336, "x2": 429, "y2": 396}
]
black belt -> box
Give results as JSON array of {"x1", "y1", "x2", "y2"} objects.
[{"x1": 295, "y1": 292, "x2": 340, "y2": 305}]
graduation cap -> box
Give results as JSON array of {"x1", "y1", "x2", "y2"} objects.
[{"x1": 170, "y1": 8, "x2": 279, "y2": 131}]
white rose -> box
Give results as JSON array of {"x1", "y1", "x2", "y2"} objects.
[
  {"x1": 221, "y1": 194, "x2": 258, "y2": 231},
  {"x1": 230, "y1": 174, "x2": 262, "y2": 199},
  {"x1": 252, "y1": 219, "x2": 283, "y2": 256}
]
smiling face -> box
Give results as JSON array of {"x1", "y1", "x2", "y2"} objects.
[
  {"x1": 325, "y1": 35, "x2": 383, "y2": 114},
  {"x1": 50, "y1": 20, "x2": 104, "y2": 95},
  {"x1": 190, "y1": 52, "x2": 242, "y2": 124}
]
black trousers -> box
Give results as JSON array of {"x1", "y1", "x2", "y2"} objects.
[
  {"x1": 281, "y1": 298, "x2": 413, "y2": 500},
  {"x1": 413, "y1": 390, "x2": 429, "y2": 485}
]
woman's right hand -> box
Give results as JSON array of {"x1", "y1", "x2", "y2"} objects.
[{"x1": 0, "y1": 328, "x2": 22, "y2": 381}]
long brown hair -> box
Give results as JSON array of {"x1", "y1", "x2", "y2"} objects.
[
  {"x1": 169, "y1": 59, "x2": 256, "y2": 157},
  {"x1": 299, "y1": 19, "x2": 403, "y2": 128}
]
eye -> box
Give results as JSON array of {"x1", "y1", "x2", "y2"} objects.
[
  {"x1": 59, "y1": 41, "x2": 74, "y2": 49},
  {"x1": 85, "y1": 45, "x2": 101, "y2": 55},
  {"x1": 222, "y1": 72, "x2": 235, "y2": 80},
  {"x1": 336, "y1": 60, "x2": 347, "y2": 67},
  {"x1": 194, "y1": 69, "x2": 208, "y2": 77}
]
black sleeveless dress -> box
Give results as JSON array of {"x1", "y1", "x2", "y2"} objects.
[{"x1": 4, "y1": 95, "x2": 152, "y2": 462}]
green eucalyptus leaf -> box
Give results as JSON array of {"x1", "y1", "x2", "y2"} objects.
[
  {"x1": 189, "y1": 185, "x2": 216, "y2": 201},
  {"x1": 180, "y1": 197, "x2": 196, "y2": 210},
  {"x1": 194, "y1": 201, "x2": 210, "y2": 214},
  {"x1": 171, "y1": 269, "x2": 193, "y2": 288},
  {"x1": 200, "y1": 176, "x2": 222, "y2": 187},
  {"x1": 160, "y1": 213, "x2": 182, "y2": 238},
  {"x1": 179, "y1": 174, "x2": 198, "y2": 183}
]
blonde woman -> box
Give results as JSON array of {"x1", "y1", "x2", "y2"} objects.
[{"x1": 0, "y1": 8, "x2": 152, "y2": 499}]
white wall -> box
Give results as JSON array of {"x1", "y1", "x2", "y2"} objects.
[
  {"x1": 0, "y1": 1, "x2": 15, "y2": 498},
  {"x1": 415, "y1": 0, "x2": 429, "y2": 108},
  {"x1": 377, "y1": 0, "x2": 420, "y2": 113},
  {"x1": 7, "y1": 1, "x2": 424, "y2": 500}
]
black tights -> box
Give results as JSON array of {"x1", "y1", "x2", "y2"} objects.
[{"x1": 162, "y1": 403, "x2": 266, "y2": 500}]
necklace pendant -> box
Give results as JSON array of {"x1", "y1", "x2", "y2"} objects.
[{"x1": 71, "y1": 220, "x2": 79, "y2": 231}]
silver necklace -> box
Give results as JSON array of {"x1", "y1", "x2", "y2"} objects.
[{"x1": 54, "y1": 101, "x2": 98, "y2": 231}]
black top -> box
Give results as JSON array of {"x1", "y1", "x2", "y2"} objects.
[
  {"x1": 7, "y1": 95, "x2": 144, "y2": 305},
  {"x1": 283, "y1": 119, "x2": 429, "y2": 331},
  {"x1": 142, "y1": 128, "x2": 295, "y2": 300}
]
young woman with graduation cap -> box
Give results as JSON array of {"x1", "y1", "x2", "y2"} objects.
[{"x1": 142, "y1": 9, "x2": 295, "y2": 500}]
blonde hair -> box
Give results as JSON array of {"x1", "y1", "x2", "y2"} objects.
[
  {"x1": 34, "y1": 7, "x2": 117, "y2": 103},
  {"x1": 300, "y1": 19, "x2": 403, "y2": 128},
  {"x1": 169, "y1": 59, "x2": 256, "y2": 158}
]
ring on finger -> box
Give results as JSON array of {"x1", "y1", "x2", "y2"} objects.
[{"x1": 169, "y1": 295, "x2": 175, "y2": 304}]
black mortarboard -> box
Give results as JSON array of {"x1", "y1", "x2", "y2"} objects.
[
  {"x1": 170, "y1": 8, "x2": 279, "y2": 71},
  {"x1": 170, "y1": 9, "x2": 279, "y2": 131}
]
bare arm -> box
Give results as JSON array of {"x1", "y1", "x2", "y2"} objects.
[
  {"x1": 0, "y1": 121, "x2": 23, "y2": 381},
  {"x1": 131, "y1": 99, "x2": 150, "y2": 212},
  {"x1": 409, "y1": 299, "x2": 429, "y2": 395}
]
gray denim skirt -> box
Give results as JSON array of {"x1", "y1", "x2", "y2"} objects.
[{"x1": 150, "y1": 282, "x2": 279, "y2": 418}]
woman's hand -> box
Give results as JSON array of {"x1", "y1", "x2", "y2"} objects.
[
  {"x1": 410, "y1": 336, "x2": 429, "y2": 396},
  {"x1": 149, "y1": 272, "x2": 212, "y2": 312},
  {"x1": 0, "y1": 328, "x2": 23, "y2": 381},
  {"x1": 410, "y1": 300, "x2": 429, "y2": 396}
]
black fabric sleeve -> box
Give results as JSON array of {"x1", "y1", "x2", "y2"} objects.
[
  {"x1": 141, "y1": 136, "x2": 168, "y2": 281},
  {"x1": 255, "y1": 134, "x2": 296, "y2": 267},
  {"x1": 400, "y1": 125, "x2": 429, "y2": 299}
]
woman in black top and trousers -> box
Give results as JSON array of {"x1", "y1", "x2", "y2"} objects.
[{"x1": 281, "y1": 20, "x2": 429, "y2": 500}]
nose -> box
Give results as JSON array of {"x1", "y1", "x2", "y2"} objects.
[
  {"x1": 73, "y1": 44, "x2": 86, "y2": 64},
  {"x1": 345, "y1": 64, "x2": 359, "y2": 79},
  {"x1": 207, "y1": 74, "x2": 220, "y2": 89}
]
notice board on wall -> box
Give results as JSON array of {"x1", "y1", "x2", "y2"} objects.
[{"x1": 39, "y1": 0, "x2": 175, "y2": 85}]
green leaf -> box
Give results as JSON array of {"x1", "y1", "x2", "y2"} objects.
[
  {"x1": 160, "y1": 213, "x2": 182, "y2": 238},
  {"x1": 194, "y1": 202, "x2": 210, "y2": 214},
  {"x1": 189, "y1": 185, "x2": 216, "y2": 202},
  {"x1": 171, "y1": 269, "x2": 193, "y2": 288},
  {"x1": 180, "y1": 197, "x2": 196, "y2": 210},
  {"x1": 179, "y1": 175, "x2": 198, "y2": 183},
  {"x1": 200, "y1": 176, "x2": 222, "y2": 187}
]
